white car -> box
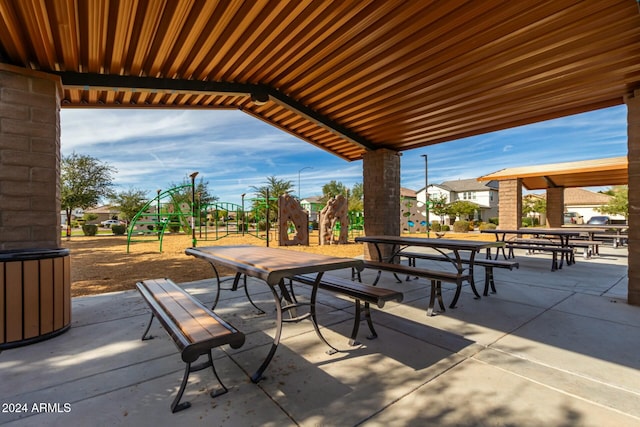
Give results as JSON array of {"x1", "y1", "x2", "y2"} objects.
[{"x1": 101, "y1": 219, "x2": 124, "y2": 228}]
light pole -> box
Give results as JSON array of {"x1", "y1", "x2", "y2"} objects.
[
  {"x1": 189, "y1": 171, "x2": 199, "y2": 247},
  {"x1": 298, "y1": 166, "x2": 313, "y2": 199},
  {"x1": 421, "y1": 154, "x2": 430, "y2": 238}
]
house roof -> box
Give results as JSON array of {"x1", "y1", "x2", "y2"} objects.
[
  {"x1": 477, "y1": 157, "x2": 628, "y2": 190},
  {"x1": 84, "y1": 205, "x2": 119, "y2": 214},
  {"x1": 436, "y1": 178, "x2": 498, "y2": 193},
  {"x1": 1, "y1": 2, "x2": 639, "y2": 161},
  {"x1": 530, "y1": 188, "x2": 613, "y2": 205},
  {"x1": 401, "y1": 187, "x2": 417, "y2": 198},
  {"x1": 564, "y1": 188, "x2": 613, "y2": 205}
]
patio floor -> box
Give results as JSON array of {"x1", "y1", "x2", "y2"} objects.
[{"x1": 1, "y1": 244, "x2": 639, "y2": 426}]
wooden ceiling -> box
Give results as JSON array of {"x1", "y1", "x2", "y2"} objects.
[
  {"x1": 1, "y1": 1, "x2": 639, "y2": 161},
  {"x1": 477, "y1": 157, "x2": 628, "y2": 190}
]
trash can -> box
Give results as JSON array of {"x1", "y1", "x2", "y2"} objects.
[{"x1": 0, "y1": 248, "x2": 71, "y2": 349}]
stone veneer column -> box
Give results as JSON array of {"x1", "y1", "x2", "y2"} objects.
[
  {"x1": 626, "y1": 90, "x2": 639, "y2": 306},
  {"x1": 0, "y1": 64, "x2": 62, "y2": 250},
  {"x1": 363, "y1": 149, "x2": 400, "y2": 260},
  {"x1": 498, "y1": 179, "x2": 522, "y2": 230},
  {"x1": 545, "y1": 187, "x2": 565, "y2": 228}
]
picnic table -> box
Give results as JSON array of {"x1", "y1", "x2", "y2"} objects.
[
  {"x1": 355, "y1": 235, "x2": 504, "y2": 315},
  {"x1": 481, "y1": 228, "x2": 581, "y2": 270},
  {"x1": 561, "y1": 224, "x2": 629, "y2": 247},
  {"x1": 185, "y1": 245, "x2": 364, "y2": 382}
]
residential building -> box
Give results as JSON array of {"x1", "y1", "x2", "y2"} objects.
[
  {"x1": 416, "y1": 178, "x2": 499, "y2": 224},
  {"x1": 299, "y1": 196, "x2": 324, "y2": 222}
]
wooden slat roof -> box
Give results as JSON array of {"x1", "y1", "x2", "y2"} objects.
[
  {"x1": 1, "y1": 1, "x2": 639, "y2": 161},
  {"x1": 477, "y1": 157, "x2": 628, "y2": 190}
]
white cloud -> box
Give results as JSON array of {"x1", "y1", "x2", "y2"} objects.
[{"x1": 62, "y1": 105, "x2": 628, "y2": 204}]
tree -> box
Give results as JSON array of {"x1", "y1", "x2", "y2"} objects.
[
  {"x1": 250, "y1": 176, "x2": 294, "y2": 221},
  {"x1": 61, "y1": 153, "x2": 116, "y2": 233},
  {"x1": 320, "y1": 180, "x2": 348, "y2": 204},
  {"x1": 428, "y1": 194, "x2": 449, "y2": 224},
  {"x1": 446, "y1": 200, "x2": 478, "y2": 222},
  {"x1": 111, "y1": 188, "x2": 149, "y2": 223},
  {"x1": 348, "y1": 182, "x2": 364, "y2": 212},
  {"x1": 522, "y1": 196, "x2": 546, "y2": 226},
  {"x1": 597, "y1": 185, "x2": 628, "y2": 219}
]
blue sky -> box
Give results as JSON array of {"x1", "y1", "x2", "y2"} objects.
[{"x1": 60, "y1": 105, "x2": 628, "y2": 206}]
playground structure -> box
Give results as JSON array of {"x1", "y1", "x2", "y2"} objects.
[
  {"x1": 127, "y1": 183, "x2": 361, "y2": 252},
  {"x1": 401, "y1": 197, "x2": 432, "y2": 234},
  {"x1": 319, "y1": 194, "x2": 349, "y2": 245},
  {"x1": 278, "y1": 194, "x2": 309, "y2": 246},
  {"x1": 126, "y1": 185, "x2": 194, "y2": 253}
]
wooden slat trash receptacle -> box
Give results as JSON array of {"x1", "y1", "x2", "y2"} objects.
[{"x1": 0, "y1": 248, "x2": 71, "y2": 349}]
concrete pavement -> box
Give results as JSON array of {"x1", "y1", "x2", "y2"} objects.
[{"x1": 1, "y1": 244, "x2": 639, "y2": 426}]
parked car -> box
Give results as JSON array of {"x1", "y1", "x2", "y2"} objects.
[
  {"x1": 101, "y1": 219, "x2": 124, "y2": 228},
  {"x1": 563, "y1": 212, "x2": 583, "y2": 224},
  {"x1": 586, "y1": 216, "x2": 610, "y2": 225}
]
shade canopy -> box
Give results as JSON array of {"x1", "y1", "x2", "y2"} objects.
[
  {"x1": 477, "y1": 157, "x2": 628, "y2": 190},
  {"x1": 1, "y1": 1, "x2": 639, "y2": 161}
]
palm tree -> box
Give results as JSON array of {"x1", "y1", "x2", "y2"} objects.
[{"x1": 250, "y1": 176, "x2": 294, "y2": 222}]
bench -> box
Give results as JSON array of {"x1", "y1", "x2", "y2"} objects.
[
  {"x1": 290, "y1": 273, "x2": 403, "y2": 347},
  {"x1": 592, "y1": 233, "x2": 627, "y2": 248},
  {"x1": 504, "y1": 242, "x2": 574, "y2": 271},
  {"x1": 361, "y1": 260, "x2": 469, "y2": 316},
  {"x1": 511, "y1": 237, "x2": 599, "y2": 259},
  {"x1": 136, "y1": 278, "x2": 245, "y2": 413},
  {"x1": 399, "y1": 251, "x2": 519, "y2": 296}
]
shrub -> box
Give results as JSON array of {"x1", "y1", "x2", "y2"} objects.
[
  {"x1": 478, "y1": 222, "x2": 496, "y2": 230},
  {"x1": 488, "y1": 217, "x2": 499, "y2": 225},
  {"x1": 81, "y1": 224, "x2": 98, "y2": 236},
  {"x1": 430, "y1": 222, "x2": 441, "y2": 232},
  {"x1": 442, "y1": 225, "x2": 450, "y2": 231},
  {"x1": 111, "y1": 224, "x2": 126, "y2": 235},
  {"x1": 453, "y1": 220, "x2": 469, "y2": 233}
]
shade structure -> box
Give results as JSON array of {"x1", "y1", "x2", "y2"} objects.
[{"x1": 0, "y1": 1, "x2": 639, "y2": 160}]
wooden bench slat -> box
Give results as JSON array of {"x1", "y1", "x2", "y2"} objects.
[
  {"x1": 399, "y1": 251, "x2": 519, "y2": 270},
  {"x1": 292, "y1": 273, "x2": 403, "y2": 308},
  {"x1": 141, "y1": 279, "x2": 240, "y2": 349},
  {"x1": 362, "y1": 260, "x2": 463, "y2": 282},
  {"x1": 136, "y1": 278, "x2": 245, "y2": 413}
]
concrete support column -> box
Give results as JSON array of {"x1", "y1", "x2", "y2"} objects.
[
  {"x1": 498, "y1": 179, "x2": 522, "y2": 230},
  {"x1": 626, "y1": 90, "x2": 640, "y2": 305},
  {"x1": 546, "y1": 187, "x2": 565, "y2": 228},
  {"x1": 0, "y1": 64, "x2": 62, "y2": 250},
  {"x1": 363, "y1": 149, "x2": 401, "y2": 260}
]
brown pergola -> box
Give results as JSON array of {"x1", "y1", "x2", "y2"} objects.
[
  {"x1": 478, "y1": 157, "x2": 628, "y2": 228},
  {"x1": 1, "y1": 1, "x2": 639, "y2": 306}
]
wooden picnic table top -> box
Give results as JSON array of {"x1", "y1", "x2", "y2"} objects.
[{"x1": 185, "y1": 245, "x2": 363, "y2": 286}]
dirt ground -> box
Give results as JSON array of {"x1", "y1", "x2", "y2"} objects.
[
  {"x1": 62, "y1": 232, "x2": 365, "y2": 297},
  {"x1": 62, "y1": 230, "x2": 494, "y2": 297}
]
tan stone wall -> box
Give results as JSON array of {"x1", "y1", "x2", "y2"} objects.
[
  {"x1": 0, "y1": 66, "x2": 61, "y2": 250},
  {"x1": 546, "y1": 187, "x2": 564, "y2": 228},
  {"x1": 627, "y1": 90, "x2": 639, "y2": 305},
  {"x1": 498, "y1": 179, "x2": 522, "y2": 230},
  {"x1": 363, "y1": 149, "x2": 400, "y2": 260}
]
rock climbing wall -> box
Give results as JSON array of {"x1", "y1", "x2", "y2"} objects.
[
  {"x1": 278, "y1": 194, "x2": 309, "y2": 246},
  {"x1": 319, "y1": 194, "x2": 349, "y2": 245}
]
